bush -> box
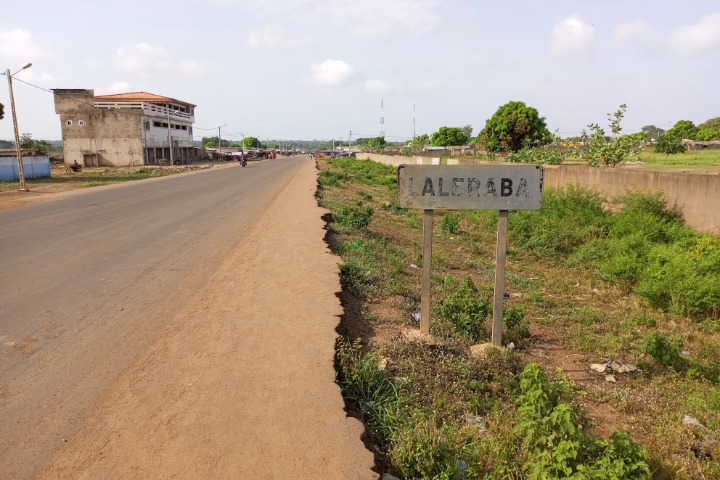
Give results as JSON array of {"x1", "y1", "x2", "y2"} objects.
[
  {"x1": 510, "y1": 186, "x2": 608, "y2": 256},
  {"x1": 642, "y1": 332, "x2": 684, "y2": 369},
  {"x1": 440, "y1": 213, "x2": 460, "y2": 234},
  {"x1": 333, "y1": 205, "x2": 373, "y2": 231},
  {"x1": 435, "y1": 277, "x2": 491, "y2": 341},
  {"x1": 514, "y1": 363, "x2": 650, "y2": 479}
]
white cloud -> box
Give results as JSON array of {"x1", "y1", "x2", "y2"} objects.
[
  {"x1": 245, "y1": 24, "x2": 310, "y2": 50},
  {"x1": 114, "y1": 43, "x2": 204, "y2": 77},
  {"x1": 0, "y1": 26, "x2": 48, "y2": 63},
  {"x1": 549, "y1": 15, "x2": 595, "y2": 57},
  {"x1": 307, "y1": 59, "x2": 359, "y2": 87},
  {"x1": 671, "y1": 12, "x2": 720, "y2": 55}
]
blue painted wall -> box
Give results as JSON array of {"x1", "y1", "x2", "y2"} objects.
[{"x1": 0, "y1": 156, "x2": 51, "y2": 181}]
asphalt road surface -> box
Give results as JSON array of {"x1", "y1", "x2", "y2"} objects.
[{"x1": 0, "y1": 157, "x2": 376, "y2": 479}]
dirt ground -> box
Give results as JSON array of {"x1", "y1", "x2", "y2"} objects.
[{"x1": 2, "y1": 160, "x2": 377, "y2": 479}]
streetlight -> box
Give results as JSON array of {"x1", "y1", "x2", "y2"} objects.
[{"x1": 5, "y1": 63, "x2": 32, "y2": 191}]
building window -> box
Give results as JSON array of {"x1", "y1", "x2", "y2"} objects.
[
  {"x1": 66, "y1": 120, "x2": 73, "y2": 126},
  {"x1": 153, "y1": 121, "x2": 162, "y2": 127},
  {"x1": 189, "y1": 127, "x2": 192, "y2": 135},
  {"x1": 79, "y1": 120, "x2": 85, "y2": 127},
  {"x1": 145, "y1": 121, "x2": 150, "y2": 130}
]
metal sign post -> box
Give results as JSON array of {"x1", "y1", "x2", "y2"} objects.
[{"x1": 397, "y1": 164, "x2": 544, "y2": 344}]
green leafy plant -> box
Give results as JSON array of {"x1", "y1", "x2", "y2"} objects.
[
  {"x1": 333, "y1": 205, "x2": 373, "y2": 231},
  {"x1": 435, "y1": 276, "x2": 491, "y2": 341},
  {"x1": 440, "y1": 213, "x2": 460, "y2": 234},
  {"x1": 642, "y1": 332, "x2": 684, "y2": 369},
  {"x1": 582, "y1": 104, "x2": 646, "y2": 167}
]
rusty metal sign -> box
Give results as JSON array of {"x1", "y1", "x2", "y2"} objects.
[{"x1": 397, "y1": 164, "x2": 544, "y2": 210}]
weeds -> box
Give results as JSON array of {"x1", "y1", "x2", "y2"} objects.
[{"x1": 319, "y1": 157, "x2": 720, "y2": 478}]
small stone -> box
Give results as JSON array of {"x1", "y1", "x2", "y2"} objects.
[
  {"x1": 605, "y1": 374, "x2": 617, "y2": 382},
  {"x1": 590, "y1": 363, "x2": 608, "y2": 373},
  {"x1": 381, "y1": 474, "x2": 402, "y2": 480}
]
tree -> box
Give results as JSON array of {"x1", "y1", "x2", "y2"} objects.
[
  {"x1": 698, "y1": 117, "x2": 720, "y2": 131},
  {"x1": 367, "y1": 136, "x2": 387, "y2": 151},
  {"x1": 666, "y1": 120, "x2": 698, "y2": 141},
  {"x1": 477, "y1": 101, "x2": 552, "y2": 153},
  {"x1": 0, "y1": 102, "x2": 4, "y2": 120},
  {"x1": 641, "y1": 125, "x2": 665, "y2": 141},
  {"x1": 460, "y1": 124, "x2": 473, "y2": 139},
  {"x1": 21, "y1": 133, "x2": 34, "y2": 150},
  {"x1": 430, "y1": 126, "x2": 468, "y2": 147},
  {"x1": 243, "y1": 136, "x2": 260, "y2": 149},
  {"x1": 695, "y1": 128, "x2": 720, "y2": 141},
  {"x1": 582, "y1": 104, "x2": 645, "y2": 168},
  {"x1": 655, "y1": 133, "x2": 684, "y2": 156}
]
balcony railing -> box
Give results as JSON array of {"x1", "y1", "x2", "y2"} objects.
[{"x1": 93, "y1": 101, "x2": 194, "y2": 121}]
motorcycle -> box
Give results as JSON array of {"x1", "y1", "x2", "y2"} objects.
[{"x1": 240, "y1": 157, "x2": 247, "y2": 167}]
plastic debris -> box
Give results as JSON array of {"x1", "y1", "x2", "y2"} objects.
[
  {"x1": 464, "y1": 414, "x2": 485, "y2": 428},
  {"x1": 410, "y1": 263, "x2": 418, "y2": 269},
  {"x1": 411, "y1": 312, "x2": 421, "y2": 323},
  {"x1": 507, "y1": 342, "x2": 515, "y2": 350}
]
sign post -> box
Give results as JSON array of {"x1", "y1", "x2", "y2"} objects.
[{"x1": 397, "y1": 164, "x2": 544, "y2": 344}]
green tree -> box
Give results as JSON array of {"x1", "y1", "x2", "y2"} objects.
[
  {"x1": 367, "y1": 136, "x2": 387, "y2": 151},
  {"x1": 654, "y1": 133, "x2": 684, "y2": 156},
  {"x1": 477, "y1": 101, "x2": 552, "y2": 153},
  {"x1": 460, "y1": 124, "x2": 473, "y2": 138},
  {"x1": 430, "y1": 126, "x2": 468, "y2": 146},
  {"x1": 582, "y1": 104, "x2": 645, "y2": 167},
  {"x1": 641, "y1": 125, "x2": 665, "y2": 141},
  {"x1": 698, "y1": 117, "x2": 720, "y2": 131},
  {"x1": 666, "y1": 120, "x2": 698, "y2": 141},
  {"x1": 401, "y1": 134, "x2": 430, "y2": 156},
  {"x1": 695, "y1": 127, "x2": 720, "y2": 141},
  {"x1": 35, "y1": 140, "x2": 52, "y2": 155},
  {"x1": 243, "y1": 136, "x2": 260, "y2": 149},
  {"x1": 20, "y1": 133, "x2": 34, "y2": 149}
]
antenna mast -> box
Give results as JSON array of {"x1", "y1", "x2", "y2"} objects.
[{"x1": 380, "y1": 98, "x2": 385, "y2": 138}]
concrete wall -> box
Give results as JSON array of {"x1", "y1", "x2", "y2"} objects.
[
  {"x1": 358, "y1": 153, "x2": 720, "y2": 235},
  {"x1": 0, "y1": 156, "x2": 51, "y2": 181}
]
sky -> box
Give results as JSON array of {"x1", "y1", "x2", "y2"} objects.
[{"x1": 1, "y1": 0, "x2": 719, "y2": 145}]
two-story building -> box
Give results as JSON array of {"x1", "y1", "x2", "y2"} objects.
[{"x1": 52, "y1": 89, "x2": 198, "y2": 167}]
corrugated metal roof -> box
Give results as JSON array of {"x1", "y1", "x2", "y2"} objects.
[{"x1": 94, "y1": 91, "x2": 195, "y2": 106}]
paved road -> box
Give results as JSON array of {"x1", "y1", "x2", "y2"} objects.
[{"x1": 0, "y1": 157, "x2": 375, "y2": 479}]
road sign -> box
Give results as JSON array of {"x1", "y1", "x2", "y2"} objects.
[
  {"x1": 397, "y1": 164, "x2": 544, "y2": 210},
  {"x1": 397, "y1": 163, "x2": 544, "y2": 346}
]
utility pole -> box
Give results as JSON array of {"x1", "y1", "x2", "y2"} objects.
[
  {"x1": 5, "y1": 64, "x2": 32, "y2": 191},
  {"x1": 349, "y1": 130, "x2": 352, "y2": 149},
  {"x1": 413, "y1": 104, "x2": 416, "y2": 139},
  {"x1": 218, "y1": 126, "x2": 222, "y2": 160}
]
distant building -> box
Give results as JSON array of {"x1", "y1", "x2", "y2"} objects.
[{"x1": 52, "y1": 89, "x2": 198, "y2": 167}]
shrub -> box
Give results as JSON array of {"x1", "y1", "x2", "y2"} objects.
[
  {"x1": 440, "y1": 213, "x2": 460, "y2": 234},
  {"x1": 435, "y1": 277, "x2": 491, "y2": 341},
  {"x1": 503, "y1": 305, "x2": 530, "y2": 342},
  {"x1": 642, "y1": 331, "x2": 684, "y2": 369},
  {"x1": 318, "y1": 169, "x2": 349, "y2": 187},
  {"x1": 333, "y1": 205, "x2": 373, "y2": 231},
  {"x1": 514, "y1": 363, "x2": 650, "y2": 479},
  {"x1": 510, "y1": 186, "x2": 608, "y2": 256}
]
